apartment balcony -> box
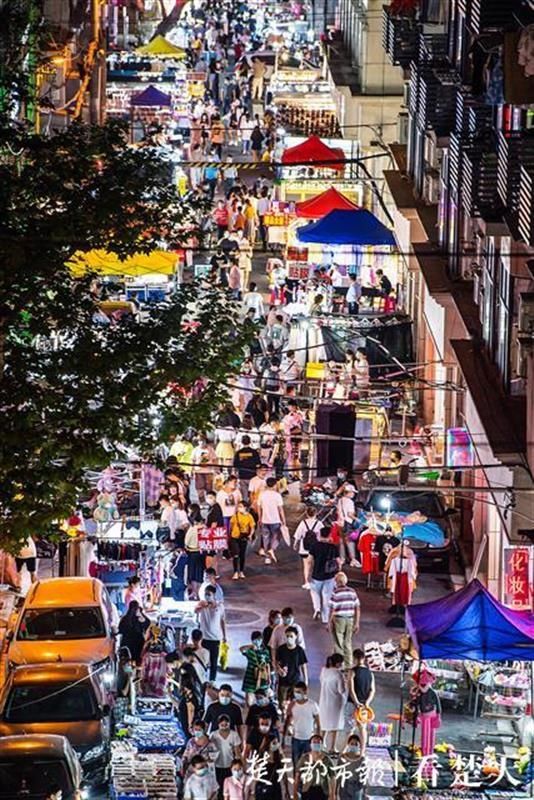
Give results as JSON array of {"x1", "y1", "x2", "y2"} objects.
[
  {"x1": 457, "y1": 0, "x2": 516, "y2": 35},
  {"x1": 449, "y1": 131, "x2": 501, "y2": 219},
  {"x1": 409, "y1": 63, "x2": 458, "y2": 137},
  {"x1": 497, "y1": 132, "x2": 534, "y2": 238},
  {"x1": 519, "y1": 164, "x2": 534, "y2": 247},
  {"x1": 382, "y1": 5, "x2": 419, "y2": 68}
]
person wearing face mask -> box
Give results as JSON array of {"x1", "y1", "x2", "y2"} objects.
[
  {"x1": 244, "y1": 712, "x2": 279, "y2": 759},
  {"x1": 196, "y1": 587, "x2": 227, "y2": 682},
  {"x1": 240, "y1": 630, "x2": 272, "y2": 705},
  {"x1": 210, "y1": 714, "x2": 242, "y2": 793},
  {"x1": 204, "y1": 685, "x2": 245, "y2": 740},
  {"x1": 184, "y1": 755, "x2": 219, "y2": 800},
  {"x1": 337, "y1": 735, "x2": 365, "y2": 800},
  {"x1": 183, "y1": 720, "x2": 218, "y2": 778},
  {"x1": 262, "y1": 608, "x2": 281, "y2": 648},
  {"x1": 283, "y1": 681, "x2": 320, "y2": 767},
  {"x1": 199, "y1": 567, "x2": 225, "y2": 603},
  {"x1": 245, "y1": 688, "x2": 280, "y2": 736},
  {"x1": 276, "y1": 626, "x2": 309, "y2": 708},
  {"x1": 223, "y1": 758, "x2": 247, "y2": 800},
  {"x1": 269, "y1": 606, "x2": 306, "y2": 664},
  {"x1": 319, "y1": 653, "x2": 348, "y2": 753},
  {"x1": 293, "y1": 735, "x2": 335, "y2": 800}
]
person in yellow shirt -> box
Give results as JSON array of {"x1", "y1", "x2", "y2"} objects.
[{"x1": 229, "y1": 501, "x2": 255, "y2": 580}]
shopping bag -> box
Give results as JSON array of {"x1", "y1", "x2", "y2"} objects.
[
  {"x1": 280, "y1": 524, "x2": 291, "y2": 547},
  {"x1": 219, "y1": 640, "x2": 230, "y2": 671}
]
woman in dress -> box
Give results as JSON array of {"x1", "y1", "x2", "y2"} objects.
[
  {"x1": 118, "y1": 600, "x2": 150, "y2": 665},
  {"x1": 319, "y1": 653, "x2": 348, "y2": 752}
]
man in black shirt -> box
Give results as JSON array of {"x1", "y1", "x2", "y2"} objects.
[
  {"x1": 203, "y1": 684, "x2": 245, "y2": 739},
  {"x1": 308, "y1": 527, "x2": 341, "y2": 623},
  {"x1": 276, "y1": 626, "x2": 308, "y2": 706},
  {"x1": 376, "y1": 268, "x2": 393, "y2": 296},
  {"x1": 233, "y1": 435, "x2": 261, "y2": 500},
  {"x1": 244, "y1": 713, "x2": 280, "y2": 759},
  {"x1": 245, "y1": 689, "x2": 280, "y2": 735}
]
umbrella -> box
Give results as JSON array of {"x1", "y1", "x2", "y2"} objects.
[{"x1": 297, "y1": 208, "x2": 396, "y2": 246}]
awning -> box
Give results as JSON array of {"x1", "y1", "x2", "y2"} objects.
[
  {"x1": 131, "y1": 85, "x2": 172, "y2": 107},
  {"x1": 135, "y1": 35, "x2": 186, "y2": 59},
  {"x1": 281, "y1": 136, "x2": 345, "y2": 172},
  {"x1": 68, "y1": 249, "x2": 177, "y2": 278},
  {"x1": 406, "y1": 579, "x2": 534, "y2": 661},
  {"x1": 297, "y1": 208, "x2": 396, "y2": 246},
  {"x1": 295, "y1": 187, "x2": 359, "y2": 218}
]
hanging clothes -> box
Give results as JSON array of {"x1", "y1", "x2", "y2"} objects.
[
  {"x1": 518, "y1": 24, "x2": 534, "y2": 78},
  {"x1": 387, "y1": 550, "x2": 417, "y2": 606}
]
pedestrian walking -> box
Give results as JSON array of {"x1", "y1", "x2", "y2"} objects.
[
  {"x1": 209, "y1": 714, "x2": 242, "y2": 792},
  {"x1": 308, "y1": 527, "x2": 341, "y2": 623},
  {"x1": 349, "y1": 649, "x2": 375, "y2": 752},
  {"x1": 337, "y1": 735, "x2": 366, "y2": 800},
  {"x1": 293, "y1": 735, "x2": 335, "y2": 800},
  {"x1": 229, "y1": 500, "x2": 255, "y2": 579},
  {"x1": 283, "y1": 681, "x2": 320, "y2": 766},
  {"x1": 196, "y1": 586, "x2": 227, "y2": 682},
  {"x1": 275, "y1": 626, "x2": 308, "y2": 708},
  {"x1": 293, "y1": 505, "x2": 322, "y2": 589},
  {"x1": 239, "y1": 630, "x2": 272, "y2": 705},
  {"x1": 258, "y1": 476, "x2": 286, "y2": 564},
  {"x1": 319, "y1": 653, "x2": 347, "y2": 752},
  {"x1": 118, "y1": 600, "x2": 150, "y2": 665},
  {"x1": 328, "y1": 572, "x2": 360, "y2": 667}
]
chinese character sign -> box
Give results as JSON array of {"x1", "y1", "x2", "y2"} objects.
[{"x1": 503, "y1": 547, "x2": 532, "y2": 610}]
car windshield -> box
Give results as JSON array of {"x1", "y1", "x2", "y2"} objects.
[
  {"x1": 365, "y1": 491, "x2": 445, "y2": 517},
  {"x1": 0, "y1": 759, "x2": 72, "y2": 798},
  {"x1": 17, "y1": 607, "x2": 105, "y2": 640},
  {"x1": 4, "y1": 683, "x2": 98, "y2": 723}
]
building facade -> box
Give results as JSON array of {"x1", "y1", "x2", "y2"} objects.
[{"x1": 382, "y1": 0, "x2": 534, "y2": 599}]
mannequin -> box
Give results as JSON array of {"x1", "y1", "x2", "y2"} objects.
[
  {"x1": 385, "y1": 539, "x2": 417, "y2": 608},
  {"x1": 411, "y1": 668, "x2": 442, "y2": 767}
]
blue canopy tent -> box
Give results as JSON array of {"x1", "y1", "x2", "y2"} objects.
[
  {"x1": 406, "y1": 579, "x2": 534, "y2": 661},
  {"x1": 296, "y1": 208, "x2": 396, "y2": 246}
]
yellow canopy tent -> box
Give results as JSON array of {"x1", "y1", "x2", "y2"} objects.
[
  {"x1": 135, "y1": 36, "x2": 186, "y2": 59},
  {"x1": 68, "y1": 249, "x2": 178, "y2": 278}
]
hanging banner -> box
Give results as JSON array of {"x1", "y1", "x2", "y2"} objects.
[{"x1": 502, "y1": 546, "x2": 532, "y2": 610}]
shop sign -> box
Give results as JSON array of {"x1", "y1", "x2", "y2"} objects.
[{"x1": 502, "y1": 546, "x2": 532, "y2": 610}]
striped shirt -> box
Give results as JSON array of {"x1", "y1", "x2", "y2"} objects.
[{"x1": 329, "y1": 586, "x2": 360, "y2": 618}]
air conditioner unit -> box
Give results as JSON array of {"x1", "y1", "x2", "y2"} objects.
[
  {"x1": 423, "y1": 172, "x2": 440, "y2": 205},
  {"x1": 397, "y1": 112, "x2": 409, "y2": 145}
]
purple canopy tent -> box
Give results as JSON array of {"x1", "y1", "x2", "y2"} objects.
[
  {"x1": 406, "y1": 579, "x2": 534, "y2": 661},
  {"x1": 131, "y1": 85, "x2": 172, "y2": 107}
]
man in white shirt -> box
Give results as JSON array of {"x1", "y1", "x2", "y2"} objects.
[
  {"x1": 270, "y1": 606, "x2": 306, "y2": 659},
  {"x1": 196, "y1": 587, "x2": 227, "y2": 682},
  {"x1": 336, "y1": 487, "x2": 360, "y2": 567},
  {"x1": 283, "y1": 681, "x2": 320, "y2": 766},
  {"x1": 14, "y1": 536, "x2": 37, "y2": 583},
  {"x1": 199, "y1": 567, "x2": 225, "y2": 602},
  {"x1": 346, "y1": 274, "x2": 362, "y2": 314},
  {"x1": 183, "y1": 755, "x2": 218, "y2": 800},
  {"x1": 159, "y1": 495, "x2": 179, "y2": 541},
  {"x1": 216, "y1": 476, "x2": 242, "y2": 531},
  {"x1": 242, "y1": 281, "x2": 265, "y2": 320},
  {"x1": 188, "y1": 629, "x2": 210, "y2": 684},
  {"x1": 248, "y1": 463, "x2": 268, "y2": 513},
  {"x1": 280, "y1": 350, "x2": 301, "y2": 390},
  {"x1": 257, "y1": 477, "x2": 286, "y2": 564}
]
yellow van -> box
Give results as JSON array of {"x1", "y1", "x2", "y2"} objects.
[{"x1": 6, "y1": 578, "x2": 117, "y2": 677}]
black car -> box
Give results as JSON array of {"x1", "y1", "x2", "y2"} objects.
[{"x1": 362, "y1": 489, "x2": 456, "y2": 573}]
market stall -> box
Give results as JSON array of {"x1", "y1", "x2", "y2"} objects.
[
  {"x1": 393, "y1": 580, "x2": 534, "y2": 793},
  {"x1": 294, "y1": 186, "x2": 359, "y2": 218}
]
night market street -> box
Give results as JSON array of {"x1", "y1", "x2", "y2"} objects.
[{"x1": 0, "y1": 1, "x2": 534, "y2": 800}]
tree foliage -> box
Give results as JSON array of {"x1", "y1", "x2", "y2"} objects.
[{"x1": 0, "y1": 108, "x2": 250, "y2": 550}]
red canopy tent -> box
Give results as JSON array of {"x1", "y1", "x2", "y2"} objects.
[
  {"x1": 295, "y1": 187, "x2": 359, "y2": 218},
  {"x1": 281, "y1": 136, "x2": 345, "y2": 172}
]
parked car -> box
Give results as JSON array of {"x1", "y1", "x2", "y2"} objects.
[
  {"x1": 6, "y1": 577, "x2": 117, "y2": 681},
  {"x1": 0, "y1": 663, "x2": 112, "y2": 786},
  {"x1": 0, "y1": 734, "x2": 84, "y2": 799},
  {"x1": 362, "y1": 489, "x2": 456, "y2": 572}
]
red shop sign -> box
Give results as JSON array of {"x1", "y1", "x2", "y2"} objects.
[{"x1": 502, "y1": 546, "x2": 532, "y2": 610}]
